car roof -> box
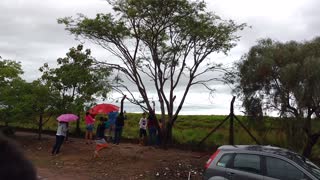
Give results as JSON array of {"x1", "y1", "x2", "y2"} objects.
[{"x1": 218, "y1": 145, "x2": 303, "y2": 161}]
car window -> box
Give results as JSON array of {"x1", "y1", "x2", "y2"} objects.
[
  {"x1": 266, "y1": 156, "x2": 305, "y2": 180},
  {"x1": 233, "y1": 154, "x2": 261, "y2": 174},
  {"x1": 294, "y1": 155, "x2": 320, "y2": 179},
  {"x1": 217, "y1": 153, "x2": 233, "y2": 168}
]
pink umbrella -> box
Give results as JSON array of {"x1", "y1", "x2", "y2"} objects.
[{"x1": 57, "y1": 114, "x2": 79, "y2": 122}]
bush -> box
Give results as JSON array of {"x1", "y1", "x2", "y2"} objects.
[{"x1": 0, "y1": 126, "x2": 15, "y2": 136}]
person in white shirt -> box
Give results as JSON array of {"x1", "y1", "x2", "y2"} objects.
[
  {"x1": 139, "y1": 112, "x2": 147, "y2": 145},
  {"x1": 51, "y1": 121, "x2": 68, "y2": 155}
]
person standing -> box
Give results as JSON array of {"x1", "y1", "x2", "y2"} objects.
[
  {"x1": 113, "y1": 95, "x2": 126, "y2": 145},
  {"x1": 114, "y1": 112, "x2": 125, "y2": 145},
  {"x1": 107, "y1": 111, "x2": 118, "y2": 142},
  {"x1": 85, "y1": 112, "x2": 95, "y2": 144},
  {"x1": 52, "y1": 121, "x2": 68, "y2": 155},
  {"x1": 147, "y1": 111, "x2": 157, "y2": 146},
  {"x1": 139, "y1": 112, "x2": 148, "y2": 145},
  {"x1": 94, "y1": 117, "x2": 108, "y2": 158}
]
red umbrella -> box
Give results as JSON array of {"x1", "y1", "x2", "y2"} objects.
[{"x1": 89, "y1": 103, "x2": 119, "y2": 116}]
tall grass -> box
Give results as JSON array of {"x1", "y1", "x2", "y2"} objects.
[{"x1": 2, "y1": 113, "x2": 320, "y2": 158}]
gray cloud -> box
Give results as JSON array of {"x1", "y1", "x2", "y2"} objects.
[{"x1": 0, "y1": 0, "x2": 319, "y2": 115}]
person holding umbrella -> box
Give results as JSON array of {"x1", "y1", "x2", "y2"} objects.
[
  {"x1": 51, "y1": 114, "x2": 78, "y2": 156},
  {"x1": 88, "y1": 104, "x2": 119, "y2": 142},
  {"x1": 52, "y1": 122, "x2": 68, "y2": 156}
]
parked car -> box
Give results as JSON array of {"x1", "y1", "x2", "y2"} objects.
[{"x1": 203, "y1": 145, "x2": 320, "y2": 180}]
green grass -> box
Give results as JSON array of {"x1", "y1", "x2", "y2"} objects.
[{"x1": 2, "y1": 113, "x2": 320, "y2": 158}]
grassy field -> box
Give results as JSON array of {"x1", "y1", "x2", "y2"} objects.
[{"x1": 2, "y1": 113, "x2": 320, "y2": 158}]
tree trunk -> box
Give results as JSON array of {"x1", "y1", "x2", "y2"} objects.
[
  {"x1": 38, "y1": 114, "x2": 43, "y2": 140},
  {"x1": 302, "y1": 112, "x2": 317, "y2": 158},
  {"x1": 302, "y1": 133, "x2": 320, "y2": 158},
  {"x1": 76, "y1": 118, "x2": 80, "y2": 136},
  {"x1": 162, "y1": 122, "x2": 173, "y2": 148},
  {"x1": 229, "y1": 96, "x2": 235, "y2": 145}
]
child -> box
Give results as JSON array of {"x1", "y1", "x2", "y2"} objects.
[
  {"x1": 52, "y1": 121, "x2": 68, "y2": 156},
  {"x1": 139, "y1": 112, "x2": 148, "y2": 145},
  {"x1": 94, "y1": 117, "x2": 108, "y2": 158}
]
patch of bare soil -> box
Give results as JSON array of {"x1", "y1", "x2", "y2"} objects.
[{"x1": 14, "y1": 132, "x2": 210, "y2": 180}]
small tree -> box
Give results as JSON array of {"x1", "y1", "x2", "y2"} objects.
[
  {"x1": 40, "y1": 45, "x2": 111, "y2": 134},
  {"x1": 59, "y1": 0, "x2": 245, "y2": 145},
  {"x1": 19, "y1": 80, "x2": 60, "y2": 140},
  {"x1": 0, "y1": 58, "x2": 24, "y2": 126}
]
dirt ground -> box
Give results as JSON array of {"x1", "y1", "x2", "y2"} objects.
[{"x1": 14, "y1": 132, "x2": 210, "y2": 180}]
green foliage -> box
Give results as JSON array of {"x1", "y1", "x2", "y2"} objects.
[
  {"x1": 233, "y1": 38, "x2": 320, "y2": 157},
  {"x1": 234, "y1": 37, "x2": 320, "y2": 118},
  {"x1": 0, "y1": 79, "x2": 30, "y2": 122},
  {"x1": 0, "y1": 58, "x2": 23, "y2": 86},
  {"x1": 0, "y1": 58, "x2": 26, "y2": 124},
  {"x1": 39, "y1": 45, "x2": 111, "y2": 113},
  {"x1": 4, "y1": 113, "x2": 320, "y2": 157},
  {"x1": 58, "y1": 0, "x2": 246, "y2": 142},
  {"x1": 19, "y1": 80, "x2": 60, "y2": 125}
]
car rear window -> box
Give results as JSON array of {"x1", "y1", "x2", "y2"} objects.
[
  {"x1": 217, "y1": 153, "x2": 233, "y2": 167},
  {"x1": 233, "y1": 154, "x2": 261, "y2": 174},
  {"x1": 294, "y1": 155, "x2": 320, "y2": 179},
  {"x1": 265, "y1": 156, "x2": 305, "y2": 180}
]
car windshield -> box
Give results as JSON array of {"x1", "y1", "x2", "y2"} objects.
[{"x1": 294, "y1": 155, "x2": 320, "y2": 179}]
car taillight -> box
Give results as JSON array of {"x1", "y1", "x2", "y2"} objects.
[{"x1": 205, "y1": 149, "x2": 220, "y2": 169}]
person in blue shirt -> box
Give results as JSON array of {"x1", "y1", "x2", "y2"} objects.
[{"x1": 107, "y1": 111, "x2": 118, "y2": 142}]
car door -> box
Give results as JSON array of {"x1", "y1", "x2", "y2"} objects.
[
  {"x1": 226, "y1": 153, "x2": 264, "y2": 180},
  {"x1": 263, "y1": 156, "x2": 312, "y2": 180}
]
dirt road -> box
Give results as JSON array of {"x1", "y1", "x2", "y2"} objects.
[{"x1": 14, "y1": 132, "x2": 209, "y2": 180}]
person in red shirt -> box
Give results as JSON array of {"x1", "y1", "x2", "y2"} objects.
[
  {"x1": 147, "y1": 111, "x2": 157, "y2": 146},
  {"x1": 85, "y1": 112, "x2": 95, "y2": 144}
]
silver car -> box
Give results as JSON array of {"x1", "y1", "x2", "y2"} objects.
[{"x1": 203, "y1": 145, "x2": 320, "y2": 180}]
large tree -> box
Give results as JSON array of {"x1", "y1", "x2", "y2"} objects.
[
  {"x1": 59, "y1": 0, "x2": 245, "y2": 145},
  {"x1": 234, "y1": 38, "x2": 320, "y2": 157},
  {"x1": 40, "y1": 45, "x2": 111, "y2": 134}
]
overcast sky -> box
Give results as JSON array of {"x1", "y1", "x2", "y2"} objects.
[{"x1": 1, "y1": 0, "x2": 319, "y2": 115}]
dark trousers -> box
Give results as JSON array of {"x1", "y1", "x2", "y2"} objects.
[
  {"x1": 52, "y1": 135, "x2": 65, "y2": 155},
  {"x1": 113, "y1": 126, "x2": 123, "y2": 144},
  {"x1": 148, "y1": 127, "x2": 157, "y2": 145},
  {"x1": 139, "y1": 129, "x2": 147, "y2": 138}
]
